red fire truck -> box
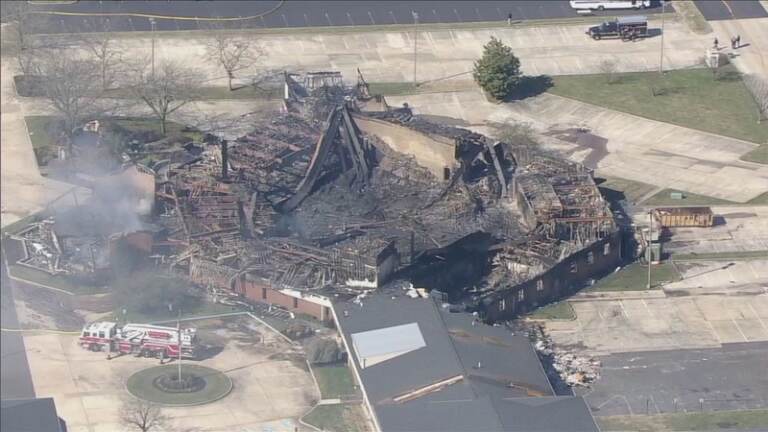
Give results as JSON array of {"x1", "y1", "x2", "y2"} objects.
[{"x1": 79, "y1": 321, "x2": 198, "y2": 359}]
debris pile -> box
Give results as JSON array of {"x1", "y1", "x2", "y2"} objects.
[
  {"x1": 8, "y1": 69, "x2": 620, "y2": 324},
  {"x1": 531, "y1": 327, "x2": 601, "y2": 389}
]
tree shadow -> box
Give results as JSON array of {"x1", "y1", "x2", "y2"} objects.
[
  {"x1": 505, "y1": 75, "x2": 553, "y2": 101},
  {"x1": 715, "y1": 69, "x2": 742, "y2": 82},
  {"x1": 191, "y1": 345, "x2": 225, "y2": 361}
]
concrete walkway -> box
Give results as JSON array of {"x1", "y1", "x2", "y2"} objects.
[
  {"x1": 709, "y1": 17, "x2": 768, "y2": 81},
  {"x1": 94, "y1": 18, "x2": 706, "y2": 88},
  {"x1": 0, "y1": 57, "x2": 88, "y2": 228},
  {"x1": 386, "y1": 91, "x2": 768, "y2": 202}
]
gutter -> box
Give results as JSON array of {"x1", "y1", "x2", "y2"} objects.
[{"x1": 330, "y1": 303, "x2": 382, "y2": 432}]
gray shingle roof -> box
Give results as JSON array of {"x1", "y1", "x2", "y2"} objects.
[
  {"x1": 1, "y1": 398, "x2": 63, "y2": 432},
  {"x1": 333, "y1": 291, "x2": 599, "y2": 432}
]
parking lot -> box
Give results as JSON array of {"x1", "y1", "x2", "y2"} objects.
[
  {"x1": 663, "y1": 207, "x2": 768, "y2": 256},
  {"x1": 580, "y1": 341, "x2": 768, "y2": 416},
  {"x1": 28, "y1": 1, "x2": 668, "y2": 33},
  {"x1": 22, "y1": 316, "x2": 317, "y2": 432},
  {"x1": 546, "y1": 292, "x2": 768, "y2": 355}
]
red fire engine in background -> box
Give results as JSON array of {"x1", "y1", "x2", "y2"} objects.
[{"x1": 79, "y1": 321, "x2": 198, "y2": 359}]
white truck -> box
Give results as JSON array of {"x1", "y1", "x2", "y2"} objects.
[
  {"x1": 79, "y1": 321, "x2": 199, "y2": 359},
  {"x1": 570, "y1": 0, "x2": 652, "y2": 10}
]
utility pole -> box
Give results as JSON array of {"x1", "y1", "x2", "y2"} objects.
[
  {"x1": 647, "y1": 209, "x2": 653, "y2": 289},
  {"x1": 659, "y1": 0, "x2": 666, "y2": 73},
  {"x1": 149, "y1": 17, "x2": 156, "y2": 79},
  {"x1": 412, "y1": 11, "x2": 419, "y2": 86}
]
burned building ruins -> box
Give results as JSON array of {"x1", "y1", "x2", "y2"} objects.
[
  {"x1": 8, "y1": 70, "x2": 622, "y2": 322},
  {"x1": 145, "y1": 70, "x2": 623, "y2": 322}
]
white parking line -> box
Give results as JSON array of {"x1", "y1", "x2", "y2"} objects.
[
  {"x1": 618, "y1": 300, "x2": 630, "y2": 319},
  {"x1": 707, "y1": 320, "x2": 722, "y2": 344},
  {"x1": 641, "y1": 299, "x2": 653, "y2": 316},
  {"x1": 731, "y1": 318, "x2": 749, "y2": 342},
  {"x1": 649, "y1": 394, "x2": 662, "y2": 415},
  {"x1": 748, "y1": 303, "x2": 768, "y2": 335}
]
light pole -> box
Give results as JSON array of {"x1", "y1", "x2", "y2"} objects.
[
  {"x1": 149, "y1": 17, "x2": 156, "y2": 79},
  {"x1": 412, "y1": 11, "x2": 419, "y2": 87},
  {"x1": 647, "y1": 209, "x2": 653, "y2": 289},
  {"x1": 659, "y1": 0, "x2": 666, "y2": 73},
  {"x1": 177, "y1": 310, "x2": 182, "y2": 381}
]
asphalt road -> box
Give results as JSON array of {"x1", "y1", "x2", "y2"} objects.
[
  {"x1": 0, "y1": 246, "x2": 36, "y2": 400},
  {"x1": 27, "y1": 0, "x2": 669, "y2": 33},
  {"x1": 580, "y1": 342, "x2": 768, "y2": 416},
  {"x1": 694, "y1": 0, "x2": 767, "y2": 21}
]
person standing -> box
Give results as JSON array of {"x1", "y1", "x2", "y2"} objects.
[
  {"x1": 507, "y1": 13, "x2": 513, "y2": 26},
  {"x1": 713, "y1": 37, "x2": 719, "y2": 50},
  {"x1": 735, "y1": 35, "x2": 741, "y2": 48}
]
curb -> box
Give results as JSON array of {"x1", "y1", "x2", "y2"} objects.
[
  {"x1": 299, "y1": 360, "x2": 326, "y2": 432},
  {"x1": 7, "y1": 272, "x2": 75, "y2": 296},
  {"x1": 246, "y1": 312, "x2": 295, "y2": 345},
  {"x1": 125, "y1": 364, "x2": 234, "y2": 407}
]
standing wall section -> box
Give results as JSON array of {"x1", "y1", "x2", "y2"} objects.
[{"x1": 483, "y1": 231, "x2": 623, "y2": 322}]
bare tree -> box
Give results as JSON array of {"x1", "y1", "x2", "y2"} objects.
[
  {"x1": 121, "y1": 398, "x2": 167, "y2": 432},
  {"x1": 1, "y1": 2, "x2": 56, "y2": 74},
  {"x1": 203, "y1": 24, "x2": 261, "y2": 90},
  {"x1": 38, "y1": 54, "x2": 102, "y2": 154},
  {"x1": 744, "y1": 74, "x2": 768, "y2": 124},
  {"x1": 598, "y1": 59, "x2": 619, "y2": 84},
  {"x1": 129, "y1": 60, "x2": 201, "y2": 135},
  {"x1": 78, "y1": 18, "x2": 123, "y2": 90}
]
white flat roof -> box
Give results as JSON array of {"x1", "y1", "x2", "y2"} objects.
[{"x1": 351, "y1": 322, "x2": 426, "y2": 368}]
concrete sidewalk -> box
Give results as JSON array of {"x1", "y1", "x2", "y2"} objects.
[
  {"x1": 709, "y1": 17, "x2": 768, "y2": 81},
  {"x1": 0, "y1": 58, "x2": 88, "y2": 228},
  {"x1": 385, "y1": 91, "x2": 768, "y2": 202},
  {"x1": 104, "y1": 18, "x2": 706, "y2": 87}
]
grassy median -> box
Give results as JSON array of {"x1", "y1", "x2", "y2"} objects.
[
  {"x1": 526, "y1": 301, "x2": 575, "y2": 320},
  {"x1": 588, "y1": 262, "x2": 680, "y2": 291},
  {"x1": 598, "y1": 409, "x2": 768, "y2": 431}
]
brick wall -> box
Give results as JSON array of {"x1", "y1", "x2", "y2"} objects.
[
  {"x1": 483, "y1": 231, "x2": 623, "y2": 321},
  {"x1": 234, "y1": 275, "x2": 332, "y2": 322}
]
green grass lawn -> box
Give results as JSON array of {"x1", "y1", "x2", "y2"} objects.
[
  {"x1": 643, "y1": 189, "x2": 768, "y2": 207},
  {"x1": 671, "y1": 250, "x2": 768, "y2": 261},
  {"x1": 368, "y1": 82, "x2": 419, "y2": 96},
  {"x1": 101, "y1": 85, "x2": 282, "y2": 100},
  {"x1": 743, "y1": 145, "x2": 768, "y2": 164},
  {"x1": 597, "y1": 409, "x2": 768, "y2": 432},
  {"x1": 126, "y1": 364, "x2": 232, "y2": 406},
  {"x1": 745, "y1": 192, "x2": 768, "y2": 205},
  {"x1": 111, "y1": 300, "x2": 244, "y2": 325},
  {"x1": 105, "y1": 116, "x2": 201, "y2": 140},
  {"x1": 1, "y1": 213, "x2": 42, "y2": 236},
  {"x1": 24, "y1": 115, "x2": 200, "y2": 166},
  {"x1": 526, "y1": 301, "x2": 575, "y2": 320},
  {"x1": 312, "y1": 364, "x2": 357, "y2": 399},
  {"x1": 25, "y1": 116, "x2": 62, "y2": 165},
  {"x1": 588, "y1": 262, "x2": 681, "y2": 291},
  {"x1": 643, "y1": 188, "x2": 736, "y2": 207},
  {"x1": 596, "y1": 177, "x2": 658, "y2": 204},
  {"x1": 302, "y1": 403, "x2": 370, "y2": 432},
  {"x1": 548, "y1": 66, "x2": 768, "y2": 151},
  {"x1": 8, "y1": 264, "x2": 107, "y2": 295}
]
